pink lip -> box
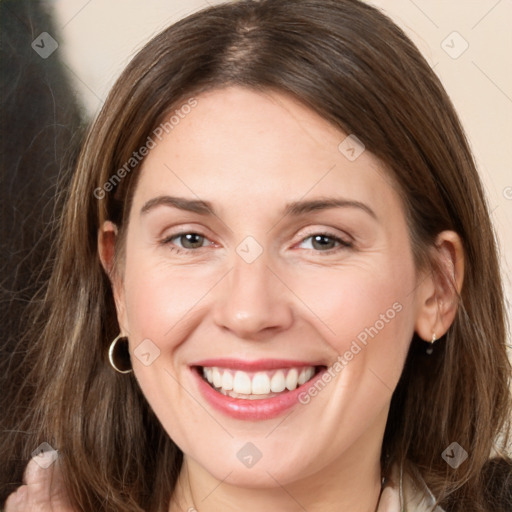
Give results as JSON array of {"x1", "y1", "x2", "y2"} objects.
[
  {"x1": 191, "y1": 363, "x2": 327, "y2": 421},
  {"x1": 191, "y1": 358, "x2": 322, "y2": 371}
]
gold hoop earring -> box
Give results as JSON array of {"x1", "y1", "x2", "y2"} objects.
[{"x1": 108, "y1": 334, "x2": 133, "y2": 374}]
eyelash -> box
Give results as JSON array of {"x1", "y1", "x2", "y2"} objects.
[{"x1": 160, "y1": 230, "x2": 353, "y2": 256}]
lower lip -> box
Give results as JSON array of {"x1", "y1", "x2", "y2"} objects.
[{"x1": 192, "y1": 367, "x2": 327, "y2": 420}]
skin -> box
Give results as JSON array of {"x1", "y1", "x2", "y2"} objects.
[
  {"x1": 4, "y1": 458, "x2": 74, "y2": 512},
  {"x1": 6, "y1": 86, "x2": 464, "y2": 511}
]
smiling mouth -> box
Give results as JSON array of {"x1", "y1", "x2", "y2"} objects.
[{"x1": 195, "y1": 365, "x2": 325, "y2": 400}]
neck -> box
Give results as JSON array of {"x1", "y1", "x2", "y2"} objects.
[{"x1": 169, "y1": 416, "x2": 385, "y2": 512}]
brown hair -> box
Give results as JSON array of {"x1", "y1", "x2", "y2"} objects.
[{"x1": 2, "y1": 0, "x2": 511, "y2": 510}]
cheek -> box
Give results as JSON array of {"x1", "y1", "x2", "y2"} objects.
[
  {"x1": 122, "y1": 248, "x2": 214, "y2": 343},
  {"x1": 290, "y1": 259, "x2": 416, "y2": 349},
  {"x1": 286, "y1": 254, "x2": 417, "y2": 413},
  {"x1": 120, "y1": 246, "x2": 215, "y2": 440}
]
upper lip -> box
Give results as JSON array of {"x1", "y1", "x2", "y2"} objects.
[{"x1": 191, "y1": 358, "x2": 325, "y2": 371}]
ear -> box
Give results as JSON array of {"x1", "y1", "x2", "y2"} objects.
[
  {"x1": 414, "y1": 230, "x2": 464, "y2": 341},
  {"x1": 98, "y1": 221, "x2": 128, "y2": 335}
]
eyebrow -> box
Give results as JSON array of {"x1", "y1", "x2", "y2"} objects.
[{"x1": 140, "y1": 195, "x2": 377, "y2": 220}]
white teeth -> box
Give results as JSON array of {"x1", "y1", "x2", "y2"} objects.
[
  {"x1": 212, "y1": 368, "x2": 222, "y2": 388},
  {"x1": 251, "y1": 372, "x2": 271, "y2": 394},
  {"x1": 233, "y1": 371, "x2": 252, "y2": 394},
  {"x1": 285, "y1": 368, "x2": 299, "y2": 391},
  {"x1": 201, "y1": 365, "x2": 318, "y2": 398},
  {"x1": 270, "y1": 370, "x2": 286, "y2": 393},
  {"x1": 221, "y1": 370, "x2": 233, "y2": 390}
]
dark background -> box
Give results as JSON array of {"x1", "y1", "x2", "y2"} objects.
[{"x1": 0, "y1": 0, "x2": 85, "y2": 493}]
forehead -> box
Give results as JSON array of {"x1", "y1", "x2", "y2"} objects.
[{"x1": 133, "y1": 86, "x2": 402, "y2": 219}]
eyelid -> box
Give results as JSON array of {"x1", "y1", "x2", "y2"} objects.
[
  {"x1": 159, "y1": 223, "x2": 213, "y2": 241},
  {"x1": 295, "y1": 226, "x2": 354, "y2": 244}
]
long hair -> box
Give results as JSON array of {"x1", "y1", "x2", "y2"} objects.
[{"x1": 2, "y1": 0, "x2": 511, "y2": 510}]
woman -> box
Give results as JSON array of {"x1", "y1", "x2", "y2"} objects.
[{"x1": 2, "y1": 0, "x2": 511, "y2": 510}]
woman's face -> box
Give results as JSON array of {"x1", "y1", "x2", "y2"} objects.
[{"x1": 110, "y1": 86, "x2": 426, "y2": 487}]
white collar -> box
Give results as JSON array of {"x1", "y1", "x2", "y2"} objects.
[{"x1": 377, "y1": 463, "x2": 445, "y2": 512}]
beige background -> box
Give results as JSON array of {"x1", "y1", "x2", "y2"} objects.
[{"x1": 47, "y1": 0, "x2": 512, "y2": 337}]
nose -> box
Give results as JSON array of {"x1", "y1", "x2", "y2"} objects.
[{"x1": 212, "y1": 253, "x2": 294, "y2": 340}]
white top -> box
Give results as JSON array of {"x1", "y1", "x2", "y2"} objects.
[{"x1": 377, "y1": 463, "x2": 445, "y2": 512}]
